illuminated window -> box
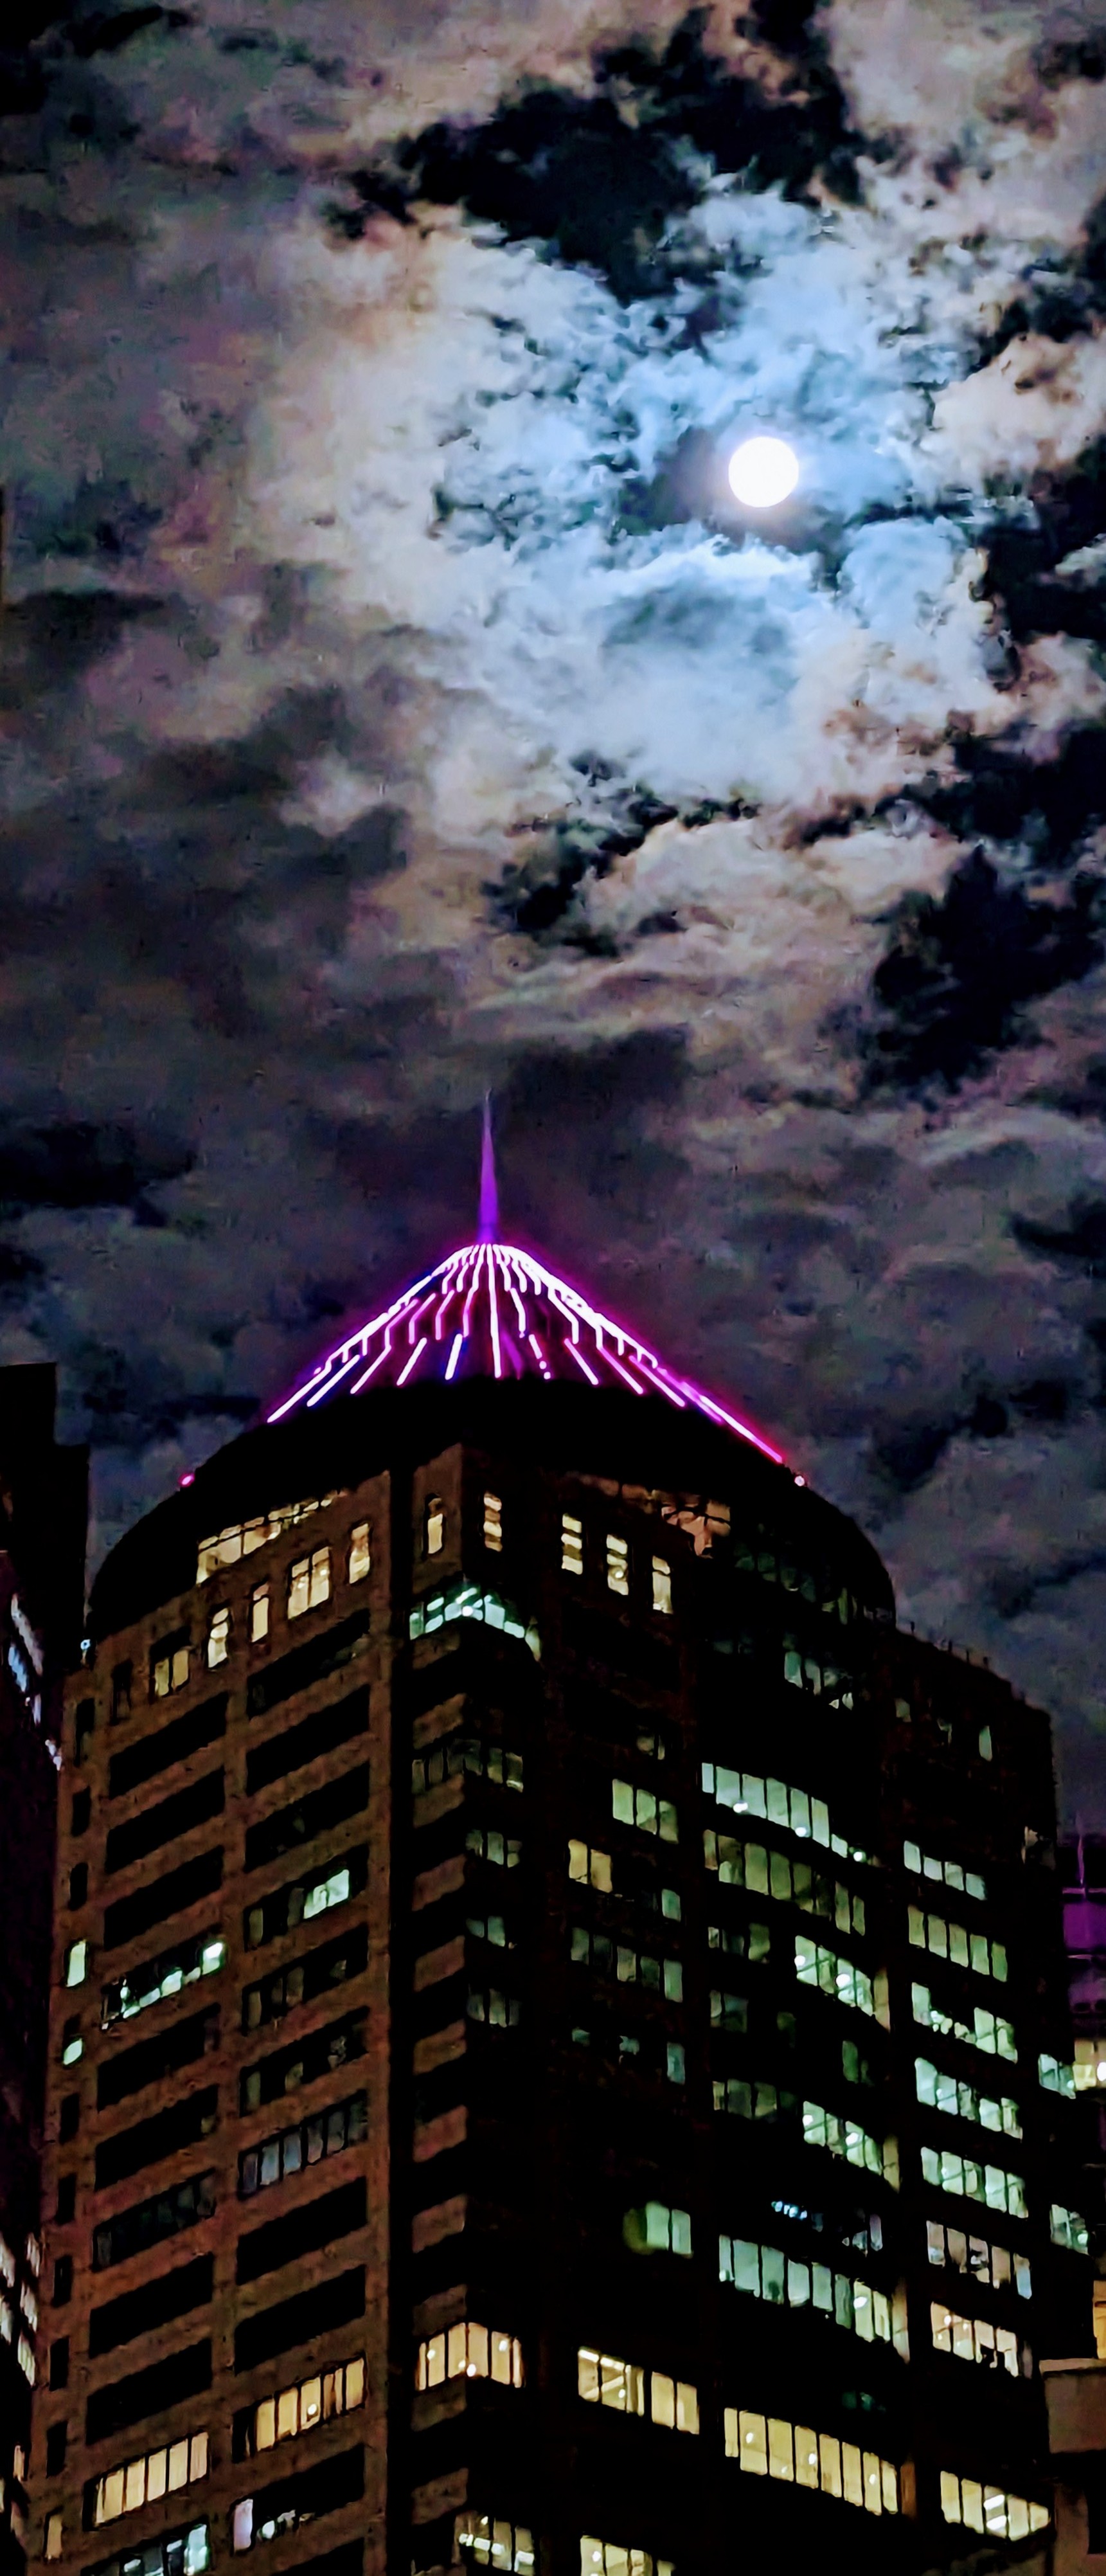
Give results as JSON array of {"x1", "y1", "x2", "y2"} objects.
[
  {"x1": 483, "y1": 1493, "x2": 503, "y2": 1553},
  {"x1": 93, "y1": 2431, "x2": 209, "y2": 2527},
  {"x1": 1039, "y1": 2054, "x2": 1076, "y2": 2098},
  {"x1": 1073, "y1": 2039, "x2": 1106, "y2": 2091},
  {"x1": 242, "y1": 1923, "x2": 365, "y2": 2033},
  {"x1": 424, "y1": 1496, "x2": 445, "y2": 1557},
  {"x1": 713, "y1": 2076, "x2": 794, "y2": 2122},
  {"x1": 80, "y1": 2523, "x2": 211, "y2": 2576},
  {"x1": 612, "y1": 1781, "x2": 677, "y2": 1843},
  {"x1": 562, "y1": 1513, "x2": 584, "y2": 1576},
  {"x1": 623, "y1": 2204, "x2": 691, "y2": 2257},
  {"x1": 60, "y1": 2018, "x2": 82, "y2": 2066},
  {"x1": 578, "y1": 2348, "x2": 697, "y2": 2433},
  {"x1": 978, "y1": 1725, "x2": 993, "y2": 1761},
  {"x1": 416, "y1": 2323, "x2": 522, "y2": 2390},
  {"x1": 21, "y1": 2279, "x2": 38, "y2": 2331},
  {"x1": 413, "y1": 1738, "x2": 523, "y2": 1797},
  {"x1": 238, "y1": 2092, "x2": 366, "y2": 2198},
  {"x1": 782, "y1": 1637, "x2": 853, "y2": 1709},
  {"x1": 720, "y1": 2236, "x2": 897, "y2": 2348},
  {"x1": 568, "y1": 1839, "x2": 612, "y2": 1892},
  {"x1": 703, "y1": 1832, "x2": 864, "y2": 1936},
  {"x1": 925, "y1": 2219, "x2": 1030, "y2": 2299},
  {"x1": 17, "y1": 2330, "x2": 35, "y2": 2382},
  {"x1": 467, "y1": 1828, "x2": 521, "y2": 1869},
  {"x1": 64, "y1": 1940, "x2": 86, "y2": 1990},
  {"x1": 197, "y1": 1495, "x2": 338, "y2": 1583},
  {"x1": 920, "y1": 2144, "x2": 1026, "y2": 2218},
  {"x1": 903, "y1": 1841, "x2": 986, "y2": 1904},
  {"x1": 940, "y1": 2471, "x2": 1049, "y2": 2540},
  {"x1": 581, "y1": 2542, "x2": 672, "y2": 2576},
  {"x1": 724, "y1": 2408, "x2": 898, "y2": 2515},
  {"x1": 606, "y1": 1535, "x2": 629, "y2": 1598},
  {"x1": 247, "y1": 2356, "x2": 364, "y2": 2454},
  {"x1": 152, "y1": 1637, "x2": 190, "y2": 1699},
  {"x1": 912, "y1": 1982, "x2": 1015, "y2": 2060},
  {"x1": 796, "y1": 1939, "x2": 885, "y2": 2024},
  {"x1": 457, "y1": 2516, "x2": 534, "y2": 2570},
  {"x1": 650, "y1": 1558, "x2": 672, "y2": 1616},
  {"x1": 569, "y1": 1928, "x2": 681, "y2": 1999},
  {"x1": 1051, "y1": 2204, "x2": 1089, "y2": 2254},
  {"x1": 44, "y1": 2515, "x2": 63, "y2": 2561},
  {"x1": 467, "y1": 1989, "x2": 521, "y2": 2027},
  {"x1": 348, "y1": 1523, "x2": 371, "y2": 1584},
  {"x1": 287, "y1": 1547, "x2": 330, "y2": 1619},
  {"x1": 802, "y1": 2103, "x2": 898, "y2": 2188},
  {"x1": 409, "y1": 1580, "x2": 540, "y2": 1661},
  {"x1": 915, "y1": 2058, "x2": 1020, "y2": 2138},
  {"x1": 102, "y1": 1932, "x2": 224, "y2": 2028},
  {"x1": 250, "y1": 1585, "x2": 269, "y2": 1644},
  {"x1": 930, "y1": 2301, "x2": 1020, "y2": 2374},
  {"x1": 907, "y1": 1905, "x2": 1006, "y2": 1983},
  {"x1": 245, "y1": 1858, "x2": 356, "y2": 1949},
  {"x1": 206, "y1": 1608, "x2": 230, "y2": 1670}
]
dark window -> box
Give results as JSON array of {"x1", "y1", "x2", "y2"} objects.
[
  {"x1": 85, "y1": 2339, "x2": 211, "y2": 2445},
  {"x1": 75, "y1": 1700, "x2": 95, "y2": 1763},
  {"x1": 247, "y1": 1613, "x2": 371, "y2": 1720},
  {"x1": 233, "y1": 2269, "x2": 364, "y2": 2373},
  {"x1": 240, "y1": 2010, "x2": 365, "y2": 2114},
  {"x1": 52, "y1": 2254, "x2": 73, "y2": 2306},
  {"x1": 298, "y1": 2547, "x2": 362, "y2": 2576},
  {"x1": 244, "y1": 1764, "x2": 369, "y2": 1875},
  {"x1": 49, "y1": 2337, "x2": 69, "y2": 2390},
  {"x1": 96, "y1": 2006, "x2": 219, "y2": 2111},
  {"x1": 109, "y1": 1694, "x2": 227, "y2": 1799},
  {"x1": 56, "y1": 2175, "x2": 76, "y2": 2224},
  {"x1": 102, "y1": 1846, "x2": 223, "y2": 1952},
  {"x1": 93, "y1": 2170, "x2": 216, "y2": 2273},
  {"x1": 236, "y1": 2445, "x2": 363, "y2": 2548},
  {"x1": 244, "y1": 1848, "x2": 368, "y2": 1950},
  {"x1": 83, "y1": 2516, "x2": 212, "y2": 2576},
  {"x1": 59, "y1": 2093, "x2": 79, "y2": 2143},
  {"x1": 89, "y1": 2256, "x2": 213, "y2": 2358},
  {"x1": 239, "y1": 2093, "x2": 367, "y2": 2199},
  {"x1": 1087, "y1": 2464, "x2": 1106, "y2": 2555},
  {"x1": 94, "y1": 2087, "x2": 219, "y2": 2192},
  {"x1": 103, "y1": 1769, "x2": 224, "y2": 1876},
  {"x1": 68, "y1": 1862, "x2": 88, "y2": 1909},
  {"x1": 71, "y1": 1786, "x2": 91, "y2": 1836},
  {"x1": 236, "y1": 2178, "x2": 366, "y2": 2285},
  {"x1": 45, "y1": 2422, "x2": 67, "y2": 2476},
  {"x1": 245, "y1": 1688, "x2": 368, "y2": 1796},
  {"x1": 110, "y1": 1663, "x2": 132, "y2": 1722},
  {"x1": 242, "y1": 1927, "x2": 368, "y2": 2034}
]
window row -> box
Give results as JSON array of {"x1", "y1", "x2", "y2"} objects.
[
  {"x1": 724, "y1": 2410, "x2": 898, "y2": 2514},
  {"x1": 413, "y1": 1738, "x2": 524, "y2": 1797},
  {"x1": 581, "y1": 2539, "x2": 672, "y2": 2576},
  {"x1": 47, "y1": 2517, "x2": 211, "y2": 2575},
  {"x1": 925, "y1": 2220, "x2": 1031, "y2": 2300},
  {"x1": 569, "y1": 1929, "x2": 682, "y2": 2001},
  {"x1": 915, "y1": 2057, "x2": 1020, "y2": 2139},
  {"x1": 921, "y1": 2144, "x2": 1026, "y2": 2220},
  {"x1": 802, "y1": 2104, "x2": 898, "y2": 2188},
  {"x1": 241, "y1": 2006, "x2": 365, "y2": 2112},
  {"x1": 796, "y1": 1939, "x2": 886, "y2": 2024},
  {"x1": 782, "y1": 1635, "x2": 853, "y2": 1711},
  {"x1": 719, "y1": 2236, "x2": 900, "y2": 2348},
  {"x1": 242, "y1": 1926, "x2": 367, "y2": 2033},
  {"x1": 573, "y1": 2024, "x2": 685, "y2": 2084},
  {"x1": 904, "y1": 1841, "x2": 986, "y2": 1904},
  {"x1": 467, "y1": 1826, "x2": 521, "y2": 1869},
  {"x1": 940, "y1": 2472, "x2": 1049, "y2": 2543},
  {"x1": 456, "y1": 2517, "x2": 534, "y2": 2572},
  {"x1": 578, "y1": 2350, "x2": 699, "y2": 2435},
  {"x1": 612, "y1": 1781, "x2": 677, "y2": 1843},
  {"x1": 713, "y1": 2075, "x2": 793, "y2": 2123},
  {"x1": 408, "y1": 1580, "x2": 540, "y2": 1661},
  {"x1": 560, "y1": 1515, "x2": 672, "y2": 1617},
  {"x1": 931, "y1": 2301, "x2": 1022, "y2": 2377},
  {"x1": 912, "y1": 1983, "x2": 1015, "y2": 2062},
  {"x1": 149, "y1": 1526, "x2": 371, "y2": 1700},
  {"x1": 709, "y1": 1919, "x2": 768, "y2": 1963},
  {"x1": 102, "y1": 1935, "x2": 225, "y2": 2031},
  {"x1": 197, "y1": 1494, "x2": 341, "y2": 1583},
  {"x1": 1051, "y1": 2204, "x2": 1089, "y2": 2253},
  {"x1": 567, "y1": 1842, "x2": 681, "y2": 1923},
  {"x1": 468, "y1": 1913, "x2": 513, "y2": 1950},
  {"x1": 229, "y1": 2440, "x2": 362, "y2": 2553},
  {"x1": 416, "y1": 2323, "x2": 523, "y2": 2390},
  {"x1": 907, "y1": 1907, "x2": 1006, "y2": 1983},
  {"x1": 704, "y1": 1834, "x2": 864, "y2": 1938},
  {"x1": 93, "y1": 2172, "x2": 216, "y2": 2274},
  {"x1": 245, "y1": 1859, "x2": 357, "y2": 1950},
  {"x1": 468, "y1": 1988, "x2": 521, "y2": 2028},
  {"x1": 93, "y1": 2432, "x2": 209, "y2": 2529},
  {"x1": 1039, "y1": 2053, "x2": 1076, "y2": 2098},
  {"x1": 733, "y1": 1532, "x2": 851, "y2": 1625},
  {"x1": 623, "y1": 2203, "x2": 692, "y2": 2258},
  {"x1": 244, "y1": 2356, "x2": 364, "y2": 2454},
  {"x1": 239, "y1": 2093, "x2": 367, "y2": 2198},
  {"x1": 1, "y1": 2296, "x2": 37, "y2": 2385},
  {"x1": 701, "y1": 1766, "x2": 853, "y2": 1858}
]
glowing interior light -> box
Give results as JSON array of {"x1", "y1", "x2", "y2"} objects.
[{"x1": 727, "y1": 435, "x2": 799, "y2": 509}]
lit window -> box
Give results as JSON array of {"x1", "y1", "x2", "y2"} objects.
[
  {"x1": 467, "y1": 1828, "x2": 522, "y2": 1869},
  {"x1": 483, "y1": 1493, "x2": 503, "y2": 1553},
  {"x1": 238, "y1": 2092, "x2": 366, "y2": 2198},
  {"x1": 467, "y1": 1988, "x2": 521, "y2": 2028},
  {"x1": 796, "y1": 1938, "x2": 885, "y2": 2024},
  {"x1": 978, "y1": 1726, "x2": 993, "y2": 1761},
  {"x1": 206, "y1": 1608, "x2": 230, "y2": 1670},
  {"x1": 623, "y1": 2204, "x2": 692, "y2": 2258},
  {"x1": 61, "y1": 2018, "x2": 82, "y2": 2066},
  {"x1": 580, "y1": 2541, "x2": 672, "y2": 2576},
  {"x1": 577, "y1": 2348, "x2": 697, "y2": 2433},
  {"x1": 907, "y1": 1905, "x2": 1006, "y2": 1983},
  {"x1": 25, "y1": 2235, "x2": 40, "y2": 2276},
  {"x1": 802, "y1": 2102, "x2": 898, "y2": 2188},
  {"x1": 17, "y1": 2332, "x2": 35, "y2": 2382},
  {"x1": 914, "y1": 2057, "x2": 1020, "y2": 2138},
  {"x1": 348, "y1": 1523, "x2": 371, "y2": 1583},
  {"x1": 930, "y1": 2301, "x2": 1019, "y2": 2375},
  {"x1": 568, "y1": 1839, "x2": 612, "y2": 1892},
  {"x1": 196, "y1": 1495, "x2": 339, "y2": 1583},
  {"x1": 1039, "y1": 2054, "x2": 1076, "y2": 2098},
  {"x1": 93, "y1": 2431, "x2": 209, "y2": 2527},
  {"x1": 44, "y1": 2515, "x2": 63, "y2": 2562},
  {"x1": 102, "y1": 1932, "x2": 225, "y2": 2029},
  {"x1": 152, "y1": 1639, "x2": 190, "y2": 1699},
  {"x1": 940, "y1": 2471, "x2": 1049, "y2": 2539},
  {"x1": 457, "y1": 2516, "x2": 535, "y2": 2571},
  {"x1": 920, "y1": 2143, "x2": 1026, "y2": 2218},
  {"x1": 724, "y1": 2408, "x2": 898, "y2": 2515},
  {"x1": 424, "y1": 1495, "x2": 445, "y2": 1557},
  {"x1": 0, "y1": 2233, "x2": 13, "y2": 2287},
  {"x1": 651, "y1": 1558, "x2": 672, "y2": 1616},
  {"x1": 903, "y1": 1840, "x2": 987, "y2": 1904},
  {"x1": 612, "y1": 1781, "x2": 677, "y2": 1844},
  {"x1": 1051, "y1": 2203, "x2": 1089, "y2": 2254},
  {"x1": 250, "y1": 1584, "x2": 269, "y2": 1644},
  {"x1": 720, "y1": 2235, "x2": 898, "y2": 2349},
  {"x1": 248, "y1": 2355, "x2": 364, "y2": 2453},
  {"x1": 912, "y1": 1981, "x2": 1015, "y2": 2060},
  {"x1": 21, "y1": 2280, "x2": 38, "y2": 2330},
  {"x1": 64, "y1": 1941, "x2": 87, "y2": 1990},
  {"x1": 606, "y1": 1535, "x2": 629, "y2": 1597},
  {"x1": 925, "y1": 2218, "x2": 1031, "y2": 2299},
  {"x1": 409, "y1": 1579, "x2": 540, "y2": 1659},
  {"x1": 287, "y1": 1548, "x2": 329, "y2": 1618},
  {"x1": 416, "y1": 2323, "x2": 523, "y2": 2390},
  {"x1": 562, "y1": 1513, "x2": 584, "y2": 1576}
]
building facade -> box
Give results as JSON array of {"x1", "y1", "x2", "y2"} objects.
[
  {"x1": 0, "y1": 1364, "x2": 87, "y2": 2574},
  {"x1": 26, "y1": 1240, "x2": 1092, "y2": 2576}
]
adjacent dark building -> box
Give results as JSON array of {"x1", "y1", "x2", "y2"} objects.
[
  {"x1": 26, "y1": 1235, "x2": 1093, "y2": 2576},
  {"x1": 0, "y1": 1365, "x2": 87, "y2": 2573}
]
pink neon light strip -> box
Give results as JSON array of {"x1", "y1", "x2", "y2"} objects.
[
  {"x1": 348, "y1": 1336, "x2": 394, "y2": 1396},
  {"x1": 487, "y1": 1250, "x2": 503, "y2": 1380},
  {"x1": 397, "y1": 1337, "x2": 427, "y2": 1386},
  {"x1": 564, "y1": 1338, "x2": 600, "y2": 1387}
]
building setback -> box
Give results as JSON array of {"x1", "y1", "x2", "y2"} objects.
[
  {"x1": 26, "y1": 1237, "x2": 1094, "y2": 2576},
  {"x1": 0, "y1": 1364, "x2": 87, "y2": 2575}
]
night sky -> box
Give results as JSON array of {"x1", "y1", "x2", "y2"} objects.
[{"x1": 3, "y1": 0, "x2": 1106, "y2": 1817}]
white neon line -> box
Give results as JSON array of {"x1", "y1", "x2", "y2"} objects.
[
  {"x1": 397, "y1": 1337, "x2": 427, "y2": 1386},
  {"x1": 497, "y1": 1250, "x2": 527, "y2": 1337},
  {"x1": 564, "y1": 1338, "x2": 600, "y2": 1387},
  {"x1": 349, "y1": 1337, "x2": 394, "y2": 1394},
  {"x1": 600, "y1": 1346, "x2": 646, "y2": 1396},
  {"x1": 488, "y1": 1250, "x2": 503, "y2": 1379},
  {"x1": 407, "y1": 1290, "x2": 436, "y2": 1343},
  {"x1": 685, "y1": 1385, "x2": 783, "y2": 1461},
  {"x1": 445, "y1": 1333, "x2": 465, "y2": 1383},
  {"x1": 433, "y1": 1285, "x2": 458, "y2": 1341},
  {"x1": 462, "y1": 1244, "x2": 485, "y2": 1338}
]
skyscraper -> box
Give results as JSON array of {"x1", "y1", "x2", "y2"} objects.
[
  {"x1": 29, "y1": 1232, "x2": 1091, "y2": 2576},
  {"x1": 0, "y1": 1365, "x2": 87, "y2": 2574}
]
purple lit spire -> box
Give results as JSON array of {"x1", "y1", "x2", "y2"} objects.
[{"x1": 478, "y1": 1094, "x2": 499, "y2": 1243}]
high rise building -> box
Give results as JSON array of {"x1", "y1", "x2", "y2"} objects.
[
  {"x1": 28, "y1": 1230, "x2": 1092, "y2": 2576},
  {"x1": 0, "y1": 1365, "x2": 87, "y2": 2573}
]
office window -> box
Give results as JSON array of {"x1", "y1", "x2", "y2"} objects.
[
  {"x1": 650, "y1": 1558, "x2": 672, "y2": 1616},
  {"x1": 720, "y1": 2236, "x2": 896, "y2": 2348},
  {"x1": 724, "y1": 2408, "x2": 898, "y2": 2514},
  {"x1": 606, "y1": 1535, "x2": 630, "y2": 1598},
  {"x1": 562, "y1": 1513, "x2": 584, "y2": 1575},
  {"x1": 245, "y1": 2355, "x2": 364, "y2": 2454},
  {"x1": 1039, "y1": 2055, "x2": 1076, "y2": 2098},
  {"x1": 612, "y1": 1781, "x2": 677, "y2": 1843},
  {"x1": 912, "y1": 1983, "x2": 1016, "y2": 2061},
  {"x1": 152, "y1": 1637, "x2": 190, "y2": 1699},
  {"x1": 458, "y1": 2516, "x2": 534, "y2": 2571},
  {"x1": 709, "y1": 1921, "x2": 769, "y2": 1965},
  {"x1": 1051, "y1": 2204, "x2": 1089, "y2": 2254},
  {"x1": 703, "y1": 1832, "x2": 864, "y2": 1937},
  {"x1": 920, "y1": 2143, "x2": 1026, "y2": 2218},
  {"x1": 348, "y1": 1523, "x2": 371, "y2": 1583},
  {"x1": 197, "y1": 1495, "x2": 337, "y2": 1584},
  {"x1": 467, "y1": 1988, "x2": 521, "y2": 2028},
  {"x1": 44, "y1": 2515, "x2": 63, "y2": 2561},
  {"x1": 102, "y1": 1934, "x2": 224, "y2": 2030},
  {"x1": 416, "y1": 2323, "x2": 522, "y2": 2390},
  {"x1": 60, "y1": 2019, "x2": 82, "y2": 2067},
  {"x1": 925, "y1": 2219, "x2": 1031, "y2": 2299},
  {"x1": 424, "y1": 1495, "x2": 445, "y2": 1556},
  {"x1": 623, "y1": 2204, "x2": 692, "y2": 2257},
  {"x1": 915, "y1": 2058, "x2": 1020, "y2": 2138},
  {"x1": 782, "y1": 1638, "x2": 853, "y2": 1709},
  {"x1": 244, "y1": 1857, "x2": 360, "y2": 1950},
  {"x1": 578, "y1": 2348, "x2": 698, "y2": 2433},
  {"x1": 483, "y1": 1493, "x2": 503, "y2": 1553},
  {"x1": 240, "y1": 2008, "x2": 365, "y2": 2113},
  {"x1": 796, "y1": 1939, "x2": 884, "y2": 2024},
  {"x1": 930, "y1": 2300, "x2": 1021, "y2": 2375},
  {"x1": 940, "y1": 2472, "x2": 1049, "y2": 2541},
  {"x1": 569, "y1": 1928, "x2": 681, "y2": 1999},
  {"x1": 903, "y1": 1841, "x2": 986, "y2": 1904},
  {"x1": 18, "y1": 2330, "x2": 35, "y2": 2382},
  {"x1": 251, "y1": 1585, "x2": 270, "y2": 1644},
  {"x1": 802, "y1": 2103, "x2": 898, "y2": 2188},
  {"x1": 239, "y1": 2093, "x2": 366, "y2": 2199},
  {"x1": 713, "y1": 2076, "x2": 793, "y2": 2122},
  {"x1": 409, "y1": 1578, "x2": 540, "y2": 1659},
  {"x1": 702, "y1": 1765, "x2": 839, "y2": 1851},
  {"x1": 466, "y1": 1828, "x2": 522, "y2": 1869},
  {"x1": 206, "y1": 1609, "x2": 230, "y2": 1670},
  {"x1": 241, "y1": 1925, "x2": 367, "y2": 2034},
  {"x1": 64, "y1": 1940, "x2": 87, "y2": 1990},
  {"x1": 288, "y1": 1547, "x2": 330, "y2": 1619},
  {"x1": 93, "y1": 2172, "x2": 216, "y2": 2273},
  {"x1": 111, "y1": 1662, "x2": 132, "y2": 1720},
  {"x1": 91, "y1": 2529, "x2": 211, "y2": 2576},
  {"x1": 467, "y1": 1913, "x2": 510, "y2": 1948},
  {"x1": 580, "y1": 2544, "x2": 672, "y2": 2576},
  {"x1": 93, "y1": 2430, "x2": 209, "y2": 2527},
  {"x1": 907, "y1": 1905, "x2": 1006, "y2": 1982},
  {"x1": 568, "y1": 1839, "x2": 612, "y2": 1892}
]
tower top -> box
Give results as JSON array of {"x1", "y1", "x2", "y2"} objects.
[{"x1": 478, "y1": 1094, "x2": 499, "y2": 1243}]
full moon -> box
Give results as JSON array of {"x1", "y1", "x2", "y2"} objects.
[{"x1": 727, "y1": 435, "x2": 799, "y2": 509}]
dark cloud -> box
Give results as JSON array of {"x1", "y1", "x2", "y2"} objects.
[
  {"x1": 859, "y1": 849, "x2": 1103, "y2": 1095},
  {"x1": 1012, "y1": 1198, "x2": 1106, "y2": 1281},
  {"x1": 0, "y1": 1121, "x2": 194, "y2": 1216}
]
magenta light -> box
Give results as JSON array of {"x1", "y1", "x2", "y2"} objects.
[
  {"x1": 445, "y1": 1332, "x2": 465, "y2": 1383},
  {"x1": 179, "y1": 1472, "x2": 195, "y2": 1488},
  {"x1": 397, "y1": 1336, "x2": 427, "y2": 1387}
]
